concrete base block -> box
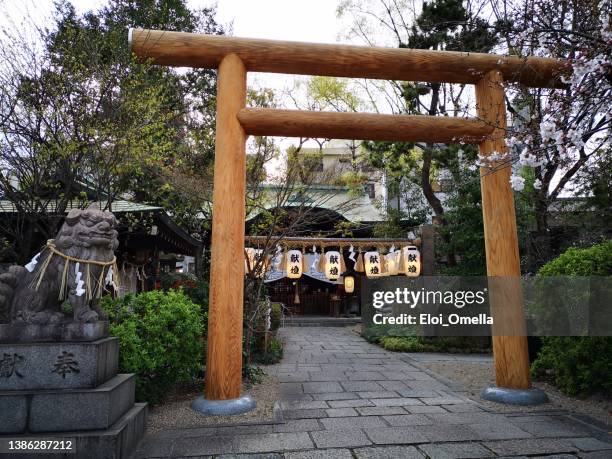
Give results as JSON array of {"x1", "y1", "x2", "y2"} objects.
[
  {"x1": 0, "y1": 337, "x2": 118, "y2": 390},
  {"x1": 0, "y1": 395, "x2": 27, "y2": 433},
  {"x1": 0, "y1": 402, "x2": 148, "y2": 459},
  {"x1": 0, "y1": 321, "x2": 108, "y2": 343},
  {"x1": 0, "y1": 374, "x2": 135, "y2": 433},
  {"x1": 191, "y1": 394, "x2": 256, "y2": 415},
  {"x1": 481, "y1": 386, "x2": 549, "y2": 406}
]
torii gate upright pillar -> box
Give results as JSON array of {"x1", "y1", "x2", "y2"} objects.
[
  {"x1": 476, "y1": 71, "x2": 547, "y2": 404},
  {"x1": 192, "y1": 54, "x2": 256, "y2": 414}
]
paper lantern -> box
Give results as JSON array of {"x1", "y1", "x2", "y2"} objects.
[
  {"x1": 385, "y1": 251, "x2": 401, "y2": 276},
  {"x1": 364, "y1": 251, "x2": 381, "y2": 278},
  {"x1": 343, "y1": 274, "x2": 355, "y2": 293},
  {"x1": 403, "y1": 245, "x2": 421, "y2": 277},
  {"x1": 325, "y1": 250, "x2": 341, "y2": 280},
  {"x1": 286, "y1": 249, "x2": 302, "y2": 279}
]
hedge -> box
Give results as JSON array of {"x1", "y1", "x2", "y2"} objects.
[{"x1": 531, "y1": 240, "x2": 612, "y2": 396}]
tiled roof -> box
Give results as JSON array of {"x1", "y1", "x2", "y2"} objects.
[
  {"x1": 0, "y1": 200, "x2": 162, "y2": 214},
  {"x1": 249, "y1": 186, "x2": 384, "y2": 223}
]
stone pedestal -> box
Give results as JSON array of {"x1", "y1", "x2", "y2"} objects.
[
  {"x1": 0, "y1": 322, "x2": 146, "y2": 459},
  {"x1": 0, "y1": 337, "x2": 118, "y2": 390}
]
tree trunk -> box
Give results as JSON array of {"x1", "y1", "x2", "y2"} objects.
[
  {"x1": 421, "y1": 148, "x2": 457, "y2": 267},
  {"x1": 418, "y1": 83, "x2": 456, "y2": 267}
]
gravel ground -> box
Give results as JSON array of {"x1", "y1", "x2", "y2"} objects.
[
  {"x1": 146, "y1": 373, "x2": 280, "y2": 433},
  {"x1": 421, "y1": 359, "x2": 612, "y2": 425}
]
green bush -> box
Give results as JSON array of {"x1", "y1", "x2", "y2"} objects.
[
  {"x1": 361, "y1": 324, "x2": 418, "y2": 343},
  {"x1": 182, "y1": 280, "x2": 209, "y2": 313},
  {"x1": 253, "y1": 337, "x2": 284, "y2": 365},
  {"x1": 531, "y1": 241, "x2": 612, "y2": 396},
  {"x1": 270, "y1": 302, "x2": 282, "y2": 331},
  {"x1": 102, "y1": 290, "x2": 203, "y2": 404},
  {"x1": 379, "y1": 336, "x2": 434, "y2": 352},
  {"x1": 246, "y1": 301, "x2": 282, "y2": 353},
  {"x1": 378, "y1": 336, "x2": 490, "y2": 353},
  {"x1": 538, "y1": 240, "x2": 612, "y2": 277},
  {"x1": 243, "y1": 359, "x2": 265, "y2": 384},
  {"x1": 363, "y1": 324, "x2": 489, "y2": 353},
  {"x1": 159, "y1": 272, "x2": 209, "y2": 313},
  {"x1": 531, "y1": 337, "x2": 612, "y2": 396}
]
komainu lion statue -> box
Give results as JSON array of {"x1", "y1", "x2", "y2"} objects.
[{"x1": 0, "y1": 207, "x2": 119, "y2": 325}]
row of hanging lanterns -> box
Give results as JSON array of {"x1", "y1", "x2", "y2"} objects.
[
  {"x1": 244, "y1": 244, "x2": 421, "y2": 282},
  {"x1": 361, "y1": 247, "x2": 421, "y2": 278}
]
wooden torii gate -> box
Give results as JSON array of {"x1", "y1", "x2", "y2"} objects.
[{"x1": 129, "y1": 29, "x2": 568, "y2": 405}]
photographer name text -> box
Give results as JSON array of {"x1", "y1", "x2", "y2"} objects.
[{"x1": 372, "y1": 312, "x2": 493, "y2": 326}]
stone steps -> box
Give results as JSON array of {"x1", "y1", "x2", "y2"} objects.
[
  {"x1": 0, "y1": 374, "x2": 136, "y2": 433},
  {"x1": 0, "y1": 402, "x2": 148, "y2": 459},
  {"x1": 283, "y1": 316, "x2": 362, "y2": 327}
]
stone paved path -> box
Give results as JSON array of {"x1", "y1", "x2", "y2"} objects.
[{"x1": 132, "y1": 326, "x2": 612, "y2": 458}]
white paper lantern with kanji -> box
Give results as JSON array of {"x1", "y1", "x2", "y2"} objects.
[
  {"x1": 403, "y1": 245, "x2": 421, "y2": 277},
  {"x1": 324, "y1": 250, "x2": 341, "y2": 280},
  {"x1": 286, "y1": 249, "x2": 302, "y2": 279},
  {"x1": 385, "y1": 251, "x2": 400, "y2": 275},
  {"x1": 364, "y1": 251, "x2": 382, "y2": 278}
]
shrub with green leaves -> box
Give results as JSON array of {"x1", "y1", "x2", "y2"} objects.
[
  {"x1": 361, "y1": 324, "x2": 418, "y2": 343},
  {"x1": 379, "y1": 336, "x2": 433, "y2": 352},
  {"x1": 270, "y1": 302, "x2": 283, "y2": 331},
  {"x1": 537, "y1": 240, "x2": 612, "y2": 277},
  {"x1": 363, "y1": 324, "x2": 489, "y2": 353},
  {"x1": 159, "y1": 272, "x2": 209, "y2": 314},
  {"x1": 531, "y1": 240, "x2": 612, "y2": 396},
  {"x1": 531, "y1": 337, "x2": 612, "y2": 396},
  {"x1": 102, "y1": 290, "x2": 203, "y2": 404},
  {"x1": 378, "y1": 336, "x2": 489, "y2": 353},
  {"x1": 253, "y1": 337, "x2": 284, "y2": 365}
]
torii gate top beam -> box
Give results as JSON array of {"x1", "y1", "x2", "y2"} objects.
[{"x1": 129, "y1": 28, "x2": 569, "y2": 89}]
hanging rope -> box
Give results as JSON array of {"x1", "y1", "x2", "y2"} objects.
[
  {"x1": 45, "y1": 240, "x2": 118, "y2": 266},
  {"x1": 27, "y1": 240, "x2": 119, "y2": 300},
  {"x1": 245, "y1": 235, "x2": 419, "y2": 249}
]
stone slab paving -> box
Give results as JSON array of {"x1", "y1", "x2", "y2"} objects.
[{"x1": 131, "y1": 326, "x2": 612, "y2": 458}]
